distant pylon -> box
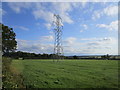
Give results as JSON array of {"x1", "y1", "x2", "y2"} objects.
[{"x1": 53, "y1": 14, "x2": 64, "y2": 61}]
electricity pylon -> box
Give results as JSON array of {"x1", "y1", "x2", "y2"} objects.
[{"x1": 53, "y1": 14, "x2": 64, "y2": 62}]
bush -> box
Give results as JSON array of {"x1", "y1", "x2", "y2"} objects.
[
  {"x1": 2, "y1": 57, "x2": 14, "y2": 88},
  {"x1": 2, "y1": 57, "x2": 12, "y2": 68},
  {"x1": 2, "y1": 57, "x2": 24, "y2": 88}
]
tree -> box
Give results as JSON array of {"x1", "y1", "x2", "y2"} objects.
[
  {"x1": 73, "y1": 55, "x2": 78, "y2": 59},
  {"x1": 101, "y1": 54, "x2": 110, "y2": 60},
  {"x1": 2, "y1": 24, "x2": 17, "y2": 55},
  {"x1": 106, "y1": 54, "x2": 110, "y2": 60}
]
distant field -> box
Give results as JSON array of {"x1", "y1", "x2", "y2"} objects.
[{"x1": 11, "y1": 59, "x2": 119, "y2": 88}]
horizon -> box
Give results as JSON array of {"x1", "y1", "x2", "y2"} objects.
[
  {"x1": 2, "y1": 2, "x2": 118, "y2": 56},
  {"x1": 14, "y1": 50, "x2": 119, "y2": 56}
]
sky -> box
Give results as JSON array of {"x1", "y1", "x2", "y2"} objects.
[{"x1": 1, "y1": 1, "x2": 119, "y2": 56}]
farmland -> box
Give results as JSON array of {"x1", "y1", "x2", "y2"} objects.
[{"x1": 11, "y1": 59, "x2": 119, "y2": 88}]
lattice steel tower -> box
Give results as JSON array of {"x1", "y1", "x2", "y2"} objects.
[{"x1": 53, "y1": 14, "x2": 64, "y2": 61}]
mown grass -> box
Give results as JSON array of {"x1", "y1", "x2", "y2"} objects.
[{"x1": 11, "y1": 59, "x2": 119, "y2": 88}]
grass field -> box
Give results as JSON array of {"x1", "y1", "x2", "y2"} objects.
[{"x1": 11, "y1": 59, "x2": 119, "y2": 88}]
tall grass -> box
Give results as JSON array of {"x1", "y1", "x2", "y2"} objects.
[{"x1": 2, "y1": 57, "x2": 24, "y2": 88}]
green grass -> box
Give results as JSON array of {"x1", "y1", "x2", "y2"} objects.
[{"x1": 11, "y1": 59, "x2": 119, "y2": 88}]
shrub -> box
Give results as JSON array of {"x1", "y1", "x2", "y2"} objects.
[{"x1": 2, "y1": 57, "x2": 24, "y2": 88}]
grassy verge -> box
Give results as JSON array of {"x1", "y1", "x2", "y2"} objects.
[{"x1": 2, "y1": 57, "x2": 24, "y2": 88}]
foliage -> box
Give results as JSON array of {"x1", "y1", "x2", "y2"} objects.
[
  {"x1": 73, "y1": 55, "x2": 78, "y2": 59},
  {"x1": 5, "y1": 51, "x2": 65, "y2": 59},
  {"x1": 2, "y1": 24, "x2": 17, "y2": 55},
  {"x1": 2, "y1": 57, "x2": 24, "y2": 88},
  {"x1": 101, "y1": 54, "x2": 110, "y2": 60}
]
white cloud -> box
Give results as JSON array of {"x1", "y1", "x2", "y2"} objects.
[
  {"x1": 0, "y1": 8, "x2": 6, "y2": 15},
  {"x1": 92, "y1": 5, "x2": 118, "y2": 20},
  {"x1": 33, "y1": 9, "x2": 54, "y2": 23},
  {"x1": 83, "y1": 24, "x2": 88, "y2": 29},
  {"x1": 81, "y1": 1, "x2": 87, "y2": 8},
  {"x1": 40, "y1": 35, "x2": 54, "y2": 42},
  {"x1": 0, "y1": 7, "x2": 6, "y2": 22},
  {"x1": 92, "y1": 11, "x2": 101, "y2": 20},
  {"x1": 36, "y1": 22, "x2": 41, "y2": 26},
  {"x1": 80, "y1": 37, "x2": 99, "y2": 41},
  {"x1": 51, "y1": 3, "x2": 74, "y2": 24},
  {"x1": 16, "y1": 39, "x2": 28, "y2": 49},
  {"x1": 96, "y1": 20, "x2": 118, "y2": 31},
  {"x1": 80, "y1": 24, "x2": 88, "y2": 32},
  {"x1": 64, "y1": 37, "x2": 77, "y2": 45},
  {"x1": 8, "y1": 2, "x2": 31, "y2": 13},
  {"x1": 44, "y1": 23, "x2": 52, "y2": 30},
  {"x1": 15, "y1": 26, "x2": 29, "y2": 31},
  {"x1": 80, "y1": 30, "x2": 84, "y2": 32},
  {"x1": 17, "y1": 39, "x2": 54, "y2": 54},
  {"x1": 33, "y1": 2, "x2": 74, "y2": 25},
  {"x1": 63, "y1": 37, "x2": 118, "y2": 55},
  {"x1": 86, "y1": 37, "x2": 118, "y2": 55},
  {"x1": 86, "y1": 37, "x2": 117, "y2": 46},
  {"x1": 80, "y1": 37, "x2": 113, "y2": 42},
  {"x1": 8, "y1": 2, "x2": 75, "y2": 29},
  {"x1": 103, "y1": 5, "x2": 118, "y2": 16},
  {"x1": 16, "y1": 36, "x2": 118, "y2": 55}
]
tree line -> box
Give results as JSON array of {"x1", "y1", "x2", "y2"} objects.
[{"x1": 3, "y1": 51, "x2": 66, "y2": 59}]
